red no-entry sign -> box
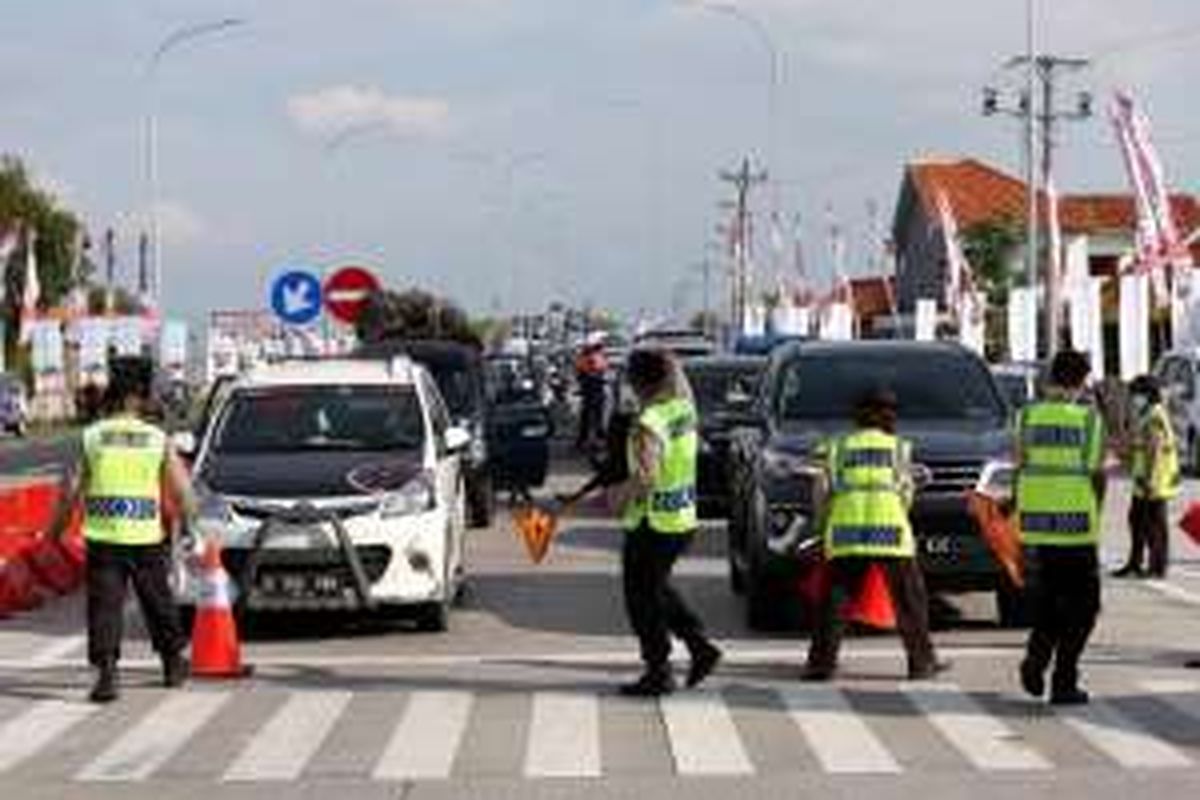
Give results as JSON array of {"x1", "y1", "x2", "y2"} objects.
[{"x1": 323, "y1": 266, "x2": 380, "y2": 324}]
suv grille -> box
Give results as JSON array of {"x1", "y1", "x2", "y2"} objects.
[
  {"x1": 230, "y1": 500, "x2": 381, "y2": 521},
  {"x1": 921, "y1": 459, "x2": 983, "y2": 495}
]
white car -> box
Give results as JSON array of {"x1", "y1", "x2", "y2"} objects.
[
  {"x1": 1155, "y1": 350, "x2": 1200, "y2": 473},
  {"x1": 178, "y1": 356, "x2": 469, "y2": 631}
]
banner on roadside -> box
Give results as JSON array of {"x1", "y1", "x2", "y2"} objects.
[
  {"x1": 1120, "y1": 273, "x2": 1151, "y2": 381},
  {"x1": 1008, "y1": 288, "x2": 1038, "y2": 364},
  {"x1": 915, "y1": 299, "x2": 937, "y2": 342}
]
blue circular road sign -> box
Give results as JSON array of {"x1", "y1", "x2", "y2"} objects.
[{"x1": 270, "y1": 269, "x2": 323, "y2": 325}]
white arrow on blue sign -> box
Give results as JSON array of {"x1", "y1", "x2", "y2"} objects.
[{"x1": 270, "y1": 269, "x2": 323, "y2": 325}]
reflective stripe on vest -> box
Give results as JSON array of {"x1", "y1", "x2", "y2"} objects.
[
  {"x1": 823, "y1": 429, "x2": 915, "y2": 559},
  {"x1": 82, "y1": 416, "x2": 167, "y2": 546},
  {"x1": 1015, "y1": 401, "x2": 1101, "y2": 547},
  {"x1": 622, "y1": 397, "x2": 699, "y2": 535}
]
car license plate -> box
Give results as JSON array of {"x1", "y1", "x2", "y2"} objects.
[
  {"x1": 259, "y1": 571, "x2": 344, "y2": 598},
  {"x1": 923, "y1": 536, "x2": 955, "y2": 556}
]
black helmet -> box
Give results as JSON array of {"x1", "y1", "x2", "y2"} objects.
[{"x1": 1129, "y1": 374, "x2": 1161, "y2": 404}]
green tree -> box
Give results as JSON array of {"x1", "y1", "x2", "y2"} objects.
[
  {"x1": 960, "y1": 216, "x2": 1024, "y2": 361},
  {"x1": 0, "y1": 155, "x2": 86, "y2": 357},
  {"x1": 355, "y1": 287, "x2": 480, "y2": 348}
]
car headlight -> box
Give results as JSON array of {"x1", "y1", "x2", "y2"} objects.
[
  {"x1": 763, "y1": 449, "x2": 822, "y2": 479},
  {"x1": 975, "y1": 459, "x2": 1015, "y2": 501},
  {"x1": 381, "y1": 473, "x2": 436, "y2": 518},
  {"x1": 521, "y1": 422, "x2": 550, "y2": 438},
  {"x1": 191, "y1": 483, "x2": 233, "y2": 540}
]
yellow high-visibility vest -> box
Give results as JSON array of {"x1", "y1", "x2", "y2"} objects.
[
  {"x1": 82, "y1": 415, "x2": 167, "y2": 546},
  {"x1": 823, "y1": 428, "x2": 916, "y2": 559},
  {"x1": 622, "y1": 397, "x2": 699, "y2": 534},
  {"x1": 1015, "y1": 401, "x2": 1103, "y2": 547}
]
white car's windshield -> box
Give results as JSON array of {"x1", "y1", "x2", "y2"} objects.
[{"x1": 212, "y1": 386, "x2": 425, "y2": 454}]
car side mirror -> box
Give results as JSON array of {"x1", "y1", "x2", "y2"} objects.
[
  {"x1": 171, "y1": 431, "x2": 197, "y2": 457},
  {"x1": 444, "y1": 426, "x2": 472, "y2": 454}
]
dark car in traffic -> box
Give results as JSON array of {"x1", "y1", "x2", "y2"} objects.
[
  {"x1": 359, "y1": 340, "x2": 496, "y2": 527},
  {"x1": 682, "y1": 355, "x2": 767, "y2": 518},
  {"x1": 485, "y1": 354, "x2": 553, "y2": 492},
  {"x1": 726, "y1": 340, "x2": 1016, "y2": 630}
]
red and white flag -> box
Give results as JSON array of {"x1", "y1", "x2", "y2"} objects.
[
  {"x1": 18, "y1": 227, "x2": 40, "y2": 343},
  {"x1": 0, "y1": 221, "x2": 20, "y2": 305},
  {"x1": 1110, "y1": 91, "x2": 1188, "y2": 287}
]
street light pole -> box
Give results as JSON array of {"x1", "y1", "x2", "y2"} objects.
[{"x1": 145, "y1": 17, "x2": 245, "y2": 309}]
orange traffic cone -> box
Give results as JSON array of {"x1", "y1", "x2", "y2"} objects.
[
  {"x1": 191, "y1": 539, "x2": 251, "y2": 678},
  {"x1": 841, "y1": 562, "x2": 896, "y2": 629}
]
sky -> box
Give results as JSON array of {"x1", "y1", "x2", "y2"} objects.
[{"x1": 2, "y1": 0, "x2": 1199, "y2": 325}]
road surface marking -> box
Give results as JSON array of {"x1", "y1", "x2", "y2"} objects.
[
  {"x1": 0, "y1": 700, "x2": 94, "y2": 773},
  {"x1": 780, "y1": 685, "x2": 901, "y2": 774},
  {"x1": 1057, "y1": 700, "x2": 1193, "y2": 769},
  {"x1": 76, "y1": 692, "x2": 230, "y2": 782},
  {"x1": 28, "y1": 635, "x2": 84, "y2": 666},
  {"x1": 223, "y1": 691, "x2": 351, "y2": 782},
  {"x1": 901, "y1": 683, "x2": 1050, "y2": 771},
  {"x1": 373, "y1": 691, "x2": 473, "y2": 780},
  {"x1": 524, "y1": 692, "x2": 601, "y2": 778},
  {"x1": 660, "y1": 691, "x2": 753, "y2": 776},
  {"x1": 1140, "y1": 680, "x2": 1200, "y2": 722},
  {"x1": 1140, "y1": 579, "x2": 1200, "y2": 607}
]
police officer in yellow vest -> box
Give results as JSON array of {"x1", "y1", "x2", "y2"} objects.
[
  {"x1": 1016, "y1": 349, "x2": 1106, "y2": 706},
  {"x1": 1113, "y1": 375, "x2": 1179, "y2": 579},
  {"x1": 50, "y1": 357, "x2": 197, "y2": 703},
  {"x1": 803, "y1": 388, "x2": 942, "y2": 681},
  {"x1": 609, "y1": 348, "x2": 721, "y2": 696}
]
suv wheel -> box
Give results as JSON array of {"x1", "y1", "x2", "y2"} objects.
[
  {"x1": 415, "y1": 600, "x2": 449, "y2": 632},
  {"x1": 466, "y1": 469, "x2": 494, "y2": 529},
  {"x1": 1189, "y1": 430, "x2": 1200, "y2": 476},
  {"x1": 743, "y1": 488, "x2": 800, "y2": 631}
]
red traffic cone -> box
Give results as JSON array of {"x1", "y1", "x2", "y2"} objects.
[
  {"x1": 191, "y1": 539, "x2": 251, "y2": 678},
  {"x1": 841, "y1": 562, "x2": 896, "y2": 629}
]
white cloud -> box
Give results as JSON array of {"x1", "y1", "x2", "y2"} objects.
[
  {"x1": 116, "y1": 201, "x2": 207, "y2": 247},
  {"x1": 287, "y1": 85, "x2": 451, "y2": 139}
]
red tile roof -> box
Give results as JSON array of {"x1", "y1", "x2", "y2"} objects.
[
  {"x1": 907, "y1": 157, "x2": 1200, "y2": 237},
  {"x1": 849, "y1": 275, "x2": 896, "y2": 318}
]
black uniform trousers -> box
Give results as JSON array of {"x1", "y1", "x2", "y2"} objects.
[
  {"x1": 622, "y1": 524, "x2": 708, "y2": 671},
  {"x1": 86, "y1": 540, "x2": 185, "y2": 669},
  {"x1": 1125, "y1": 496, "x2": 1169, "y2": 577},
  {"x1": 1023, "y1": 546, "x2": 1100, "y2": 693},
  {"x1": 806, "y1": 557, "x2": 936, "y2": 675}
]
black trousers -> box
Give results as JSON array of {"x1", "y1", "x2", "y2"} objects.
[
  {"x1": 622, "y1": 525, "x2": 707, "y2": 671},
  {"x1": 86, "y1": 541, "x2": 185, "y2": 669},
  {"x1": 1125, "y1": 496, "x2": 1169, "y2": 577},
  {"x1": 806, "y1": 557, "x2": 936, "y2": 675},
  {"x1": 1024, "y1": 546, "x2": 1100, "y2": 692}
]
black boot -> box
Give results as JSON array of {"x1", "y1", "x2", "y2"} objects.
[
  {"x1": 686, "y1": 640, "x2": 722, "y2": 689},
  {"x1": 1110, "y1": 564, "x2": 1143, "y2": 579},
  {"x1": 162, "y1": 653, "x2": 190, "y2": 689},
  {"x1": 89, "y1": 664, "x2": 119, "y2": 704},
  {"x1": 619, "y1": 669, "x2": 676, "y2": 697},
  {"x1": 1019, "y1": 658, "x2": 1046, "y2": 699},
  {"x1": 1050, "y1": 687, "x2": 1090, "y2": 706}
]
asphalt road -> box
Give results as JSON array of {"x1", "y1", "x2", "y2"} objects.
[{"x1": 2, "y1": 449, "x2": 1200, "y2": 799}]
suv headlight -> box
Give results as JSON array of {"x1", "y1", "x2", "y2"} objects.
[
  {"x1": 185, "y1": 483, "x2": 234, "y2": 544},
  {"x1": 975, "y1": 459, "x2": 1015, "y2": 501},
  {"x1": 381, "y1": 472, "x2": 436, "y2": 518},
  {"x1": 763, "y1": 449, "x2": 822, "y2": 479}
]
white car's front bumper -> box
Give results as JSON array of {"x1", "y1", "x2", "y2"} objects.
[{"x1": 177, "y1": 496, "x2": 452, "y2": 611}]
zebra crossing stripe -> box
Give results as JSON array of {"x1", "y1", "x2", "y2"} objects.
[
  {"x1": 1139, "y1": 680, "x2": 1200, "y2": 722},
  {"x1": 523, "y1": 692, "x2": 601, "y2": 778},
  {"x1": 223, "y1": 691, "x2": 352, "y2": 782},
  {"x1": 1057, "y1": 700, "x2": 1193, "y2": 769},
  {"x1": 660, "y1": 691, "x2": 754, "y2": 776},
  {"x1": 76, "y1": 692, "x2": 231, "y2": 782},
  {"x1": 780, "y1": 685, "x2": 901, "y2": 774},
  {"x1": 373, "y1": 691, "x2": 473, "y2": 780},
  {"x1": 901, "y1": 683, "x2": 1050, "y2": 771},
  {"x1": 0, "y1": 700, "x2": 95, "y2": 773}
]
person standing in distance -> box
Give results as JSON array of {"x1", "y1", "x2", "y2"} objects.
[
  {"x1": 1113, "y1": 374, "x2": 1179, "y2": 579},
  {"x1": 1016, "y1": 349, "x2": 1106, "y2": 705},
  {"x1": 608, "y1": 348, "x2": 721, "y2": 696},
  {"x1": 49, "y1": 356, "x2": 197, "y2": 703},
  {"x1": 803, "y1": 388, "x2": 943, "y2": 681}
]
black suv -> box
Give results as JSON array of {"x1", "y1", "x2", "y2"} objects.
[
  {"x1": 727, "y1": 340, "x2": 1015, "y2": 629},
  {"x1": 359, "y1": 340, "x2": 496, "y2": 527}
]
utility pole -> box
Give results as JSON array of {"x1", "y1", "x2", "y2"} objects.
[
  {"x1": 719, "y1": 157, "x2": 767, "y2": 333},
  {"x1": 983, "y1": 55, "x2": 1091, "y2": 358}
]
